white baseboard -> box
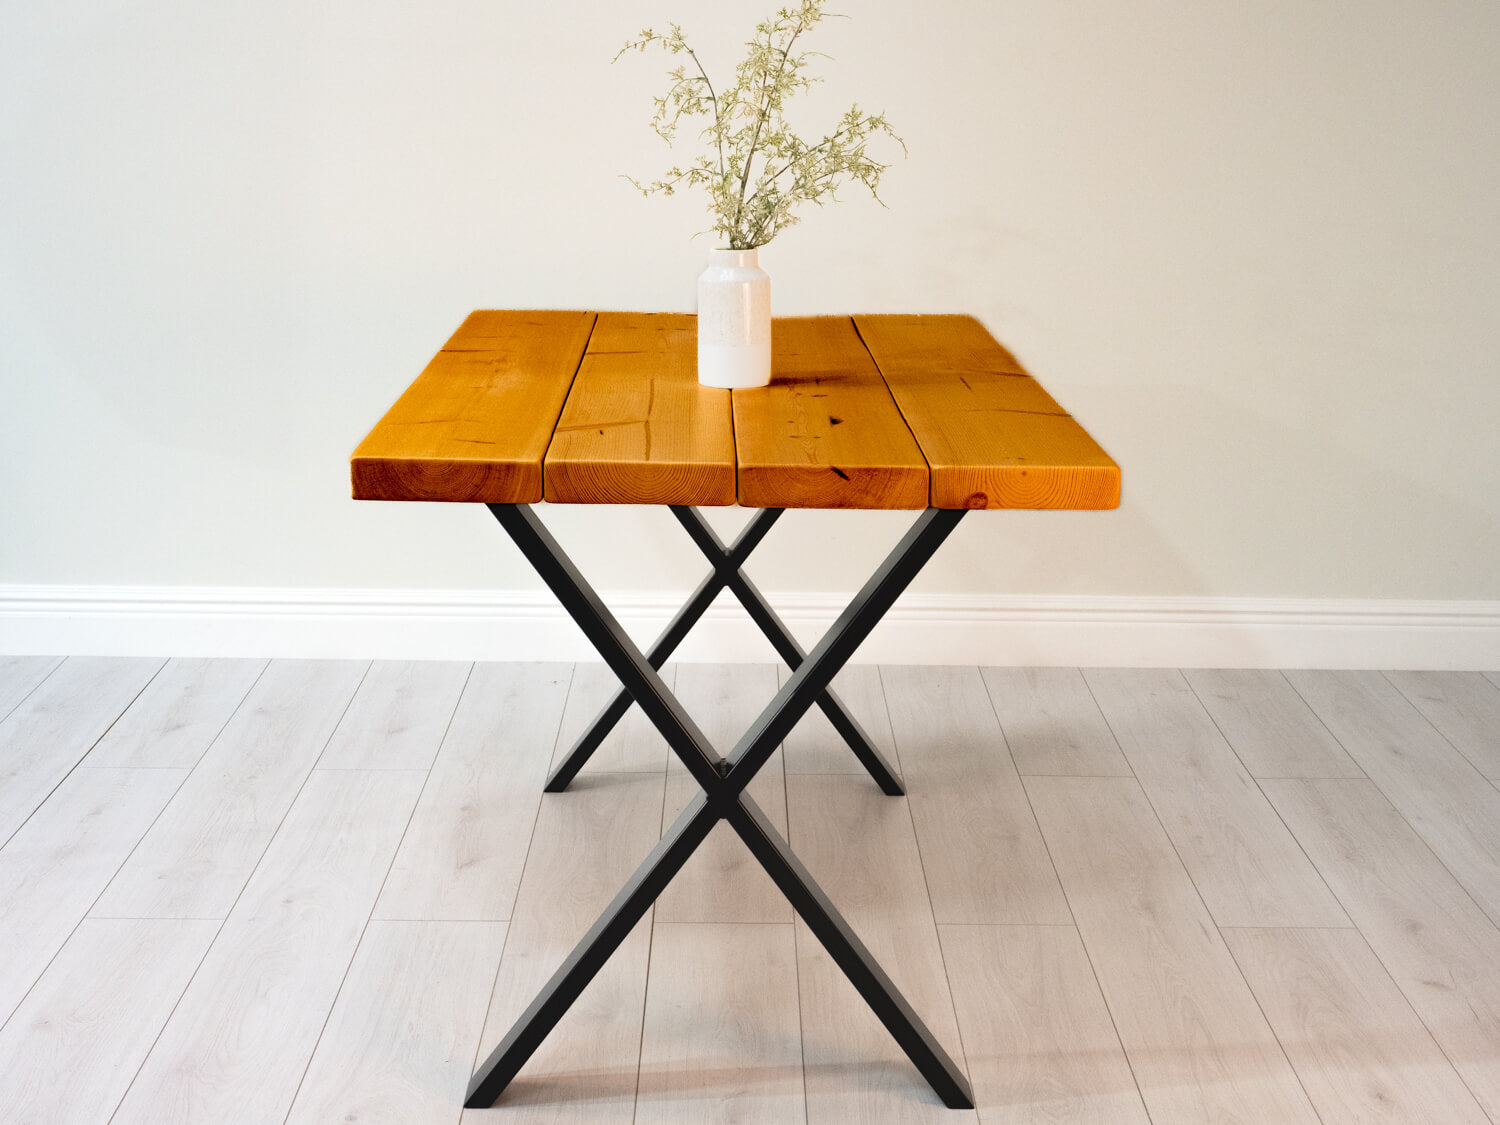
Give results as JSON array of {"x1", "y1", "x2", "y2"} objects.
[{"x1": 2, "y1": 585, "x2": 1498, "y2": 669}]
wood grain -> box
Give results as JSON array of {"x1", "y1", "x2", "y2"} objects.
[
  {"x1": 734, "y1": 316, "x2": 928, "y2": 509},
  {"x1": 636, "y1": 922, "x2": 804, "y2": 1124},
  {"x1": 287, "y1": 919, "x2": 507, "y2": 1125},
  {"x1": 112, "y1": 768, "x2": 425, "y2": 1125},
  {"x1": 939, "y1": 925, "x2": 1148, "y2": 1124},
  {"x1": 980, "y1": 666, "x2": 1132, "y2": 776},
  {"x1": 880, "y1": 664, "x2": 1071, "y2": 924},
  {"x1": 1262, "y1": 777, "x2": 1500, "y2": 1120},
  {"x1": 787, "y1": 773, "x2": 974, "y2": 1122},
  {"x1": 854, "y1": 314, "x2": 1120, "y2": 510},
  {"x1": 319, "y1": 659, "x2": 471, "y2": 770},
  {"x1": 1084, "y1": 668, "x2": 1347, "y2": 927},
  {"x1": 1183, "y1": 668, "x2": 1364, "y2": 778},
  {"x1": 1222, "y1": 926, "x2": 1489, "y2": 1124},
  {"x1": 375, "y1": 662, "x2": 571, "y2": 920},
  {"x1": 0, "y1": 656, "x2": 163, "y2": 845},
  {"x1": 544, "y1": 312, "x2": 736, "y2": 505},
  {"x1": 1385, "y1": 670, "x2": 1500, "y2": 780},
  {"x1": 85, "y1": 657, "x2": 265, "y2": 768},
  {"x1": 0, "y1": 767, "x2": 187, "y2": 1025},
  {"x1": 1026, "y1": 775, "x2": 1319, "y2": 1123},
  {"x1": 351, "y1": 309, "x2": 596, "y2": 503},
  {"x1": 1288, "y1": 670, "x2": 1500, "y2": 927},
  {"x1": 468, "y1": 771, "x2": 664, "y2": 1121},
  {"x1": 0, "y1": 918, "x2": 220, "y2": 1125},
  {"x1": 93, "y1": 659, "x2": 369, "y2": 919},
  {"x1": 0, "y1": 655, "x2": 62, "y2": 724}
]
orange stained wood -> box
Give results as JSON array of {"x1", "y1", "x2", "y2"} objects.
[
  {"x1": 542, "y1": 312, "x2": 737, "y2": 506},
  {"x1": 733, "y1": 317, "x2": 928, "y2": 509},
  {"x1": 350, "y1": 309, "x2": 595, "y2": 503},
  {"x1": 854, "y1": 314, "x2": 1121, "y2": 510}
]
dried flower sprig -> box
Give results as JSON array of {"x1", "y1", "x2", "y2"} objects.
[{"x1": 615, "y1": 1, "x2": 905, "y2": 249}]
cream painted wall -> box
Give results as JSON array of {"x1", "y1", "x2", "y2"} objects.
[{"x1": 4, "y1": 0, "x2": 1498, "y2": 603}]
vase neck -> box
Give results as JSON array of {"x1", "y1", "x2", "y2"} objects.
[{"x1": 708, "y1": 248, "x2": 759, "y2": 268}]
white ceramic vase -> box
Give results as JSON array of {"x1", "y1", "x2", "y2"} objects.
[{"x1": 696, "y1": 248, "x2": 771, "y2": 388}]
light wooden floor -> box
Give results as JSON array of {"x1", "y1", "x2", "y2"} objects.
[{"x1": 2, "y1": 657, "x2": 1500, "y2": 1124}]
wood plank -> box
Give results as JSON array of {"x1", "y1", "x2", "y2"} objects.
[
  {"x1": 0, "y1": 655, "x2": 62, "y2": 723},
  {"x1": 787, "y1": 773, "x2": 974, "y2": 1122},
  {"x1": 880, "y1": 665, "x2": 1071, "y2": 924},
  {"x1": 0, "y1": 918, "x2": 220, "y2": 1125},
  {"x1": 1184, "y1": 668, "x2": 1364, "y2": 778},
  {"x1": 1386, "y1": 670, "x2": 1500, "y2": 780},
  {"x1": 1026, "y1": 776, "x2": 1319, "y2": 1123},
  {"x1": 319, "y1": 659, "x2": 471, "y2": 770},
  {"x1": 350, "y1": 309, "x2": 597, "y2": 503},
  {"x1": 1222, "y1": 926, "x2": 1489, "y2": 1124},
  {"x1": 733, "y1": 316, "x2": 928, "y2": 509},
  {"x1": 550, "y1": 661, "x2": 676, "y2": 776},
  {"x1": 1084, "y1": 668, "x2": 1347, "y2": 927},
  {"x1": 112, "y1": 768, "x2": 426, "y2": 1125},
  {"x1": 286, "y1": 919, "x2": 507, "y2": 1125},
  {"x1": 780, "y1": 664, "x2": 901, "y2": 777},
  {"x1": 0, "y1": 656, "x2": 163, "y2": 845},
  {"x1": 543, "y1": 312, "x2": 736, "y2": 505},
  {"x1": 980, "y1": 666, "x2": 1132, "y2": 776},
  {"x1": 635, "y1": 922, "x2": 805, "y2": 1124},
  {"x1": 466, "y1": 771, "x2": 664, "y2": 1121},
  {"x1": 93, "y1": 659, "x2": 368, "y2": 920},
  {"x1": 376, "y1": 662, "x2": 571, "y2": 920},
  {"x1": 0, "y1": 767, "x2": 187, "y2": 1025},
  {"x1": 854, "y1": 314, "x2": 1120, "y2": 510},
  {"x1": 1288, "y1": 670, "x2": 1500, "y2": 927},
  {"x1": 1261, "y1": 778, "x2": 1500, "y2": 1120},
  {"x1": 939, "y1": 925, "x2": 1148, "y2": 1124},
  {"x1": 658, "y1": 663, "x2": 790, "y2": 923},
  {"x1": 85, "y1": 657, "x2": 265, "y2": 768}
]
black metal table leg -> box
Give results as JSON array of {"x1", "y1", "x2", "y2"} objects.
[{"x1": 467, "y1": 503, "x2": 973, "y2": 1111}]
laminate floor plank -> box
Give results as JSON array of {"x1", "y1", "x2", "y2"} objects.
[
  {"x1": 85, "y1": 657, "x2": 265, "y2": 768},
  {"x1": 1084, "y1": 668, "x2": 1347, "y2": 928},
  {"x1": 980, "y1": 667, "x2": 1132, "y2": 777},
  {"x1": 0, "y1": 656, "x2": 163, "y2": 844},
  {"x1": 0, "y1": 655, "x2": 62, "y2": 723},
  {"x1": 464, "y1": 771, "x2": 665, "y2": 1122},
  {"x1": 1222, "y1": 925, "x2": 1489, "y2": 1124},
  {"x1": 0, "y1": 918, "x2": 219, "y2": 1125},
  {"x1": 1183, "y1": 668, "x2": 1364, "y2": 778},
  {"x1": 550, "y1": 661, "x2": 676, "y2": 776},
  {"x1": 1288, "y1": 670, "x2": 1500, "y2": 927},
  {"x1": 939, "y1": 925, "x2": 1148, "y2": 1125},
  {"x1": 0, "y1": 767, "x2": 187, "y2": 1025},
  {"x1": 780, "y1": 663, "x2": 902, "y2": 777},
  {"x1": 1026, "y1": 775, "x2": 1319, "y2": 1124},
  {"x1": 880, "y1": 665, "x2": 1071, "y2": 925},
  {"x1": 287, "y1": 919, "x2": 507, "y2": 1125},
  {"x1": 786, "y1": 773, "x2": 973, "y2": 1123},
  {"x1": 92, "y1": 659, "x2": 368, "y2": 919},
  {"x1": 376, "y1": 662, "x2": 571, "y2": 921},
  {"x1": 320, "y1": 659, "x2": 472, "y2": 770},
  {"x1": 659, "y1": 663, "x2": 791, "y2": 924},
  {"x1": 112, "y1": 768, "x2": 425, "y2": 1125},
  {"x1": 1385, "y1": 670, "x2": 1500, "y2": 781},
  {"x1": 1261, "y1": 777, "x2": 1500, "y2": 1120},
  {"x1": 635, "y1": 922, "x2": 805, "y2": 1124}
]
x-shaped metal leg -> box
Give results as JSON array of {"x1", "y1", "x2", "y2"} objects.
[
  {"x1": 545, "y1": 505, "x2": 904, "y2": 795},
  {"x1": 466, "y1": 503, "x2": 974, "y2": 1111}
]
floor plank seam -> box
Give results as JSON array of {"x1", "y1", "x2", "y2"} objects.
[{"x1": 0, "y1": 656, "x2": 64, "y2": 727}]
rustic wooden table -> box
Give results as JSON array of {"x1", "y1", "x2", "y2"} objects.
[{"x1": 351, "y1": 310, "x2": 1119, "y2": 1111}]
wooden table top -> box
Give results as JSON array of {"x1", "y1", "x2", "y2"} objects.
[{"x1": 350, "y1": 310, "x2": 1120, "y2": 510}]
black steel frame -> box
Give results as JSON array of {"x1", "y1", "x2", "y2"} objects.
[{"x1": 465, "y1": 502, "x2": 974, "y2": 1111}]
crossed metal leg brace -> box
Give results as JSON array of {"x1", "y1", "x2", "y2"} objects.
[{"x1": 465, "y1": 503, "x2": 974, "y2": 1111}]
